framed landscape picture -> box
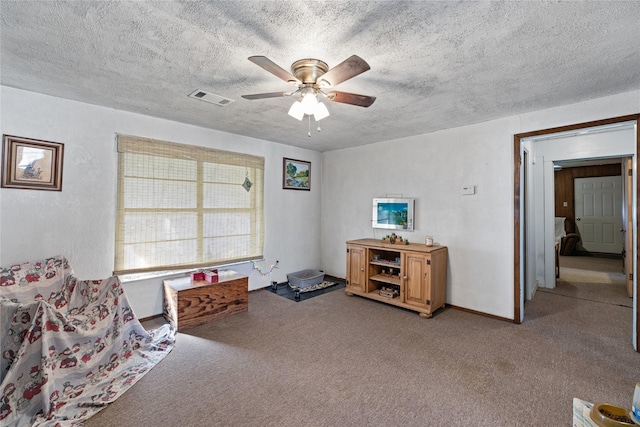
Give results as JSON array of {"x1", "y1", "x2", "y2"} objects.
[
  {"x1": 1, "y1": 135, "x2": 64, "y2": 191},
  {"x1": 283, "y1": 158, "x2": 310, "y2": 191}
]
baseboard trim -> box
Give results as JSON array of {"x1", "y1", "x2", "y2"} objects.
[
  {"x1": 446, "y1": 304, "x2": 514, "y2": 323},
  {"x1": 141, "y1": 299, "x2": 513, "y2": 323},
  {"x1": 573, "y1": 250, "x2": 622, "y2": 260},
  {"x1": 139, "y1": 314, "x2": 164, "y2": 322}
]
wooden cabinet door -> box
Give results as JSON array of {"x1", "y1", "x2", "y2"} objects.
[
  {"x1": 405, "y1": 253, "x2": 431, "y2": 308},
  {"x1": 346, "y1": 245, "x2": 366, "y2": 293}
]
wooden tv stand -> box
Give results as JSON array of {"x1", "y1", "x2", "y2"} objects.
[{"x1": 346, "y1": 238, "x2": 447, "y2": 318}]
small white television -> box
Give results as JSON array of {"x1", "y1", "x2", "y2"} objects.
[{"x1": 372, "y1": 198, "x2": 414, "y2": 231}]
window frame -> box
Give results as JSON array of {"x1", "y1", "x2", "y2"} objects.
[{"x1": 114, "y1": 135, "x2": 264, "y2": 275}]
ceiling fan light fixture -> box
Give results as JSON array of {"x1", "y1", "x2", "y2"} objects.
[
  {"x1": 301, "y1": 92, "x2": 318, "y2": 115},
  {"x1": 288, "y1": 101, "x2": 304, "y2": 120},
  {"x1": 314, "y1": 102, "x2": 330, "y2": 121},
  {"x1": 243, "y1": 55, "x2": 374, "y2": 132}
]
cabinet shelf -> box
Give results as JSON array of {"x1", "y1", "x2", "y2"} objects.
[
  {"x1": 365, "y1": 290, "x2": 403, "y2": 304},
  {"x1": 370, "y1": 274, "x2": 401, "y2": 286},
  {"x1": 370, "y1": 260, "x2": 400, "y2": 268}
]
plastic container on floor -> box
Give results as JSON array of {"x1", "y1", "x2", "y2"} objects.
[{"x1": 287, "y1": 269, "x2": 324, "y2": 288}]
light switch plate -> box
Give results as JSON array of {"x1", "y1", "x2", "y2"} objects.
[{"x1": 462, "y1": 185, "x2": 475, "y2": 195}]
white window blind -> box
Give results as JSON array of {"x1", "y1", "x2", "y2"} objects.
[{"x1": 115, "y1": 135, "x2": 264, "y2": 275}]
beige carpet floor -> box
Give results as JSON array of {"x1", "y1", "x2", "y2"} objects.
[
  {"x1": 83, "y1": 275, "x2": 638, "y2": 427},
  {"x1": 541, "y1": 255, "x2": 632, "y2": 307}
]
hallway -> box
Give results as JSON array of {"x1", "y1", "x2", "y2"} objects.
[{"x1": 538, "y1": 255, "x2": 631, "y2": 308}]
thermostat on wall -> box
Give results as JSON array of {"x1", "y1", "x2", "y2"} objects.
[{"x1": 462, "y1": 185, "x2": 475, "y2": 195}]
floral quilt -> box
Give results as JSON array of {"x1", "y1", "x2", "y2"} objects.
[{"x1": 0, "y1": 256, "x2": 175, "y2": 426}]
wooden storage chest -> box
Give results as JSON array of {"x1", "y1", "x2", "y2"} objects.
[{"x1": 163, "y1": 270, "x2": 248, "y2": 331}]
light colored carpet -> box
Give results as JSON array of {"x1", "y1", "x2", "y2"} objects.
[
  {"x1": 541, "y1": 255, "x2": 632, "y2": 307},
  {"x1": 83, "y1": 283, "x2": 638, "y2": 427}
]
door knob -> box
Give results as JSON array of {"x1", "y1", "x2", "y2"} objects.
[{"x1": 576, "y1": 217, "x2": 581, "y2": 221}]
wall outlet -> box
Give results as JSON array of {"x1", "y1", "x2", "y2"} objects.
[{"x1": 462, "y1": 185, "x2": 475, "y2": 195}]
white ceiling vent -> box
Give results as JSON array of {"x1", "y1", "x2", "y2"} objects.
[{"x1": 188, "y1": 90, "x2": 234, "y2": 107}]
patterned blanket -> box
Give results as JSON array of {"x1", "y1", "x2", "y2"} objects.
[{"x1": 0, "y1": 256, "x2": 175, "y2": 426}]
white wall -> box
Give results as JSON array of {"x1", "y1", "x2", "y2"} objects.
[
  {"x1": 2, "y1": 86, "x2": 639, "y2": 321},
  {"x1": 0, "y1": 86, "x2": 322, "y2": 318},
  {"x1": 321, "y1": 89, "x2": 640, "y2": 320}
]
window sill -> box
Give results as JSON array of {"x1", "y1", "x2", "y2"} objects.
[
  {"x1": 120, "y1": 269, "x2": 192, "y2": 284},
  {"x1": 119, "y1": 260, "x2": 258, "y2": 283}
]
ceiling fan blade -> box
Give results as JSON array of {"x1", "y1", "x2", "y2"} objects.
[
  {"x1": 327, "y1": 91, "x2": 376, "y2": 108},
  {"x1": 318, "y1": 55, "x2": 370, "y2": 87},
  {"x1": 248, "y1": 56, "x2": 300, "y2": 85},
  {"x1": 241, "y1": 92, "x2": 288, "y2": 100}
]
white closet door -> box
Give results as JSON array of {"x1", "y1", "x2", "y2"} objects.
[{"x1": 574, "y1": 175, "x2": 622, "y2": 254}]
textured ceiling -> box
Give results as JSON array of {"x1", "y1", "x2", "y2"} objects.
[{"x1": 1, "y1": 1, "x2": 639, "y2": 152}]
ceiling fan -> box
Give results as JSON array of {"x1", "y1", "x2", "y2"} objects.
[{"x1": 241, "y1": 55, "x2": 376, "y2": 123}]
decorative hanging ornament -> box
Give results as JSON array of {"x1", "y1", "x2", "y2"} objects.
[
  {"x1": 251, "y1": 260, "x2": 279, "y2": 276},
  {"x1": 242, "y1": 168, "x2": 252, "y2": 192},
  {"x1": 242, "y1": 176, "x2": 253, "y2": 192}
]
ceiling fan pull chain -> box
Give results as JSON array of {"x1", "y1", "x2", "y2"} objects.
[{"x1": 308, "y1": 115, "x2": 311, "y2": 137}]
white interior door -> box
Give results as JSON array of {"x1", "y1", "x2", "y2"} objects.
[{"x1": 574, "y1": 175, "x2": 623, "y2": 254}]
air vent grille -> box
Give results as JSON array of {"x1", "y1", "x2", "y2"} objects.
[{"x1": 188, "y1": 90, "x2": 234, "y2": 107}]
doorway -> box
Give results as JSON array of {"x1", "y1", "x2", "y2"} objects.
[
  {"x1": 547, "y1": 159, "x2": 630, "y2": 310},
  {"x1": 513, "y1": 114, "x2": 640, "y2": 352}
]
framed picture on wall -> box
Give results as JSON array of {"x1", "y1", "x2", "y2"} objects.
[
  {"x1": 282, "y1": 158, "x2": 311, "y2": 191},
  {"x1": 1, "y1": 135, "x2": 64, "y2": 191}
]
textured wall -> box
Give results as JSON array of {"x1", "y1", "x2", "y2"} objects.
[
  {"x1": 320, "y1": 90, "x2": 640, "y2": 320},
  {"x1": 2, "y1": 86, "x2": 638, "y2": 319},
  {"x1": 0, "y1": 86, "x2": 322, "y2": 317}
]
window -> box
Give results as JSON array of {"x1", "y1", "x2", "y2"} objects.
[{"x1": 115, "y1": 135, "x2": 264, "y2": 275}]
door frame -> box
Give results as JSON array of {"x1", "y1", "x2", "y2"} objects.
[
  {"x1": 513, "y1": 113, "x2": 640, "y2": 352},
  {"x1": 624, "y1": 157, "x2": 634, "y2": 297}
]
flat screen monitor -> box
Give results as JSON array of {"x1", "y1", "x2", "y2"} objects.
[{"x1": 372, "y1": 198, "x2": 414, "y2": 231}]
